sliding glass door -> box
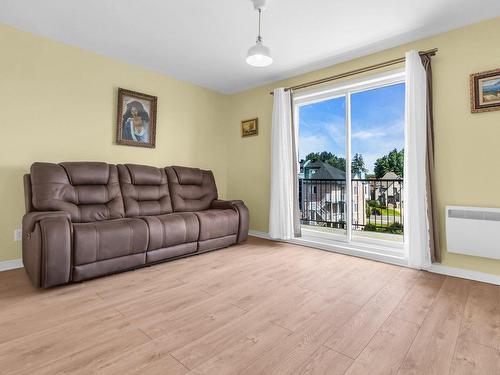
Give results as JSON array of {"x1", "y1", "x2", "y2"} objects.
[
  {"x1": 298, "y1": 95, "x2": 347, "y2": 240},
  {"x1": 295, "y1": 71, "x2": 405, "y2": 248}
]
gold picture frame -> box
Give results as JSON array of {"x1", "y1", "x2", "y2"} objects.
[
  {"x1": 470, "y1": 68, "x2": 500, "y2": 113},
  {"x1": 116, "y1": 88, "x2": 157, "y2": 148},
  {"x1": 241, "y1": 118, "x2": 258, "y2": 137}
]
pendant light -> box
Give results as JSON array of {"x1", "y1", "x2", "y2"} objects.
[{"x1": 247, "y1": 0, "x2": 273, "y2": 67}]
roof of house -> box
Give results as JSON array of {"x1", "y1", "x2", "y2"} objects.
[
  {"x1": 304, "y1": 160, "x2": 346, "y2": 180},
  {"x1": 381, "y1": 171, "x2": 402, "y2": 180}
]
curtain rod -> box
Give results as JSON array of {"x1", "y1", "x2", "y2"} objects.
[{"x1": 269, "y1": 48, "x2": 438, "y2": 95}]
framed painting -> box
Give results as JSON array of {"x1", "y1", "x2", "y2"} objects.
[
  {"x1": 241, "y1": 118, "x2": 258, "y2": 137},
  {"x1": 470, "y1": 68, "x2": 500, "y2": 113},
  {"x1": 116, "y1": 88, "x2": 157, "y2": 148}
]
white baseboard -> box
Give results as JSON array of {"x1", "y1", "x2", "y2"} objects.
[
  {"x1": 248, "y1": 230, "x2": 500, "y2": 286},
  {"x1": 248, "y1": 230, "x2": 270, "y2": 239},
  {"x1": 0, "y1": 259, "x2": 23, "y2": 272}
]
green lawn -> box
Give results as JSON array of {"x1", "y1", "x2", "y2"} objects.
[{"x1": 379, "y1": 208, "x2": 401, "y2": 217}]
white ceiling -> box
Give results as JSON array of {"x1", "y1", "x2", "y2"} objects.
[{"x1": 1, "y1": 0, "x2": 499, "y2": 94}]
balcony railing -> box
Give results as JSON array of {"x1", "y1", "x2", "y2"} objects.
[{"x1": 299, "y1": 178, "x2": 404, "y2": 235}]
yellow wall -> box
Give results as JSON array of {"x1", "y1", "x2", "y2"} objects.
[
  {"x1": 2, "y1": 18, "x2": 500, "y2": 277},
  {"x1": 225, "y1": 17, "x2": 500, "y2": 276},
  {"x1": 0, "y1": 24, "x2": 229, "y2": 263}
]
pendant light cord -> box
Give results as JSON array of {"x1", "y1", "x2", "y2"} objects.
[{"x1": 257, "y1": 9, "x2": 262, "y2": 43}]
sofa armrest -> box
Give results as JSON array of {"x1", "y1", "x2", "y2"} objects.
[
  {"x1": 210, "y1": 199, "x2": 244, "y2": 210},
  {"x1": 210, "y1": 200, "x2": 249, "y2": 243},
  {"x1": 23, "y1": 211, "x2": 71, "y2": 233},
  {"x1": 22, "y1": 211, "x2": 72, "y2": 288}
]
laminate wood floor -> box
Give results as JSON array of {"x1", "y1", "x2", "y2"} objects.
[{"x1": 0, "y1": 236, "x2": 498, "y2": 374}]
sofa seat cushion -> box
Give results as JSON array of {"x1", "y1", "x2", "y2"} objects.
[
  {"x1": 194, "y1": 209, "x2": 239, "y2": 241},
  {"x1": 73, "y1": 218, "x2": 149, "y2": 266},
  {"x1": 141, "y1": 212, "x2": 199, "y2": 251}
]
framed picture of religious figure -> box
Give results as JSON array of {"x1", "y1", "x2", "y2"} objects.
[
  {"x1": 116, "y1": 88, "x2": 157, "y2": 148},
  {"x1": 470, "y1": 68, "x2": 500, "y2": 113}
]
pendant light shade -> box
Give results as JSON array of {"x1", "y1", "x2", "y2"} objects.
[
  {"x1": 247, "y1": 0, "x2": 272, "y2": 67},
  {"x1": 246, "y1": 40, "x2": 273, "y2": 67}
]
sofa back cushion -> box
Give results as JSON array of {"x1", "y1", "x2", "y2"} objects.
[
  {"x1": 118, "y1": 164, "x2": 173, "y2": 217},
  {"x1": 30, "y1": 162, "x2": 124, "y2": 223},
  {"x1": 166, "y1": 166, "x2": 217, "y2": 212}
]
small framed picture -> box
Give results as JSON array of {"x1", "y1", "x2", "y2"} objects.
[
  {"x1": 470, "y1": 68, "x2": 500, "y2": 113},
  {"x1": 241, "y1": 118, "x2": 258, "y2": 137},
  {"x1": 116, "y1": 88, "x2": 157, "y2": 148}
]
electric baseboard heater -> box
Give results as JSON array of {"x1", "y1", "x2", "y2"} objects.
[{"x1": 446, "y1": 206, "x2": 500, "y2": 260}]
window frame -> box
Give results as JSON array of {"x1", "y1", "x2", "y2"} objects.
[{"x1": 294, "y1": 68, "x2": 406, "y2": 259}]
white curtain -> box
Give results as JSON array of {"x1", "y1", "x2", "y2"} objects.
[
  {"x1": 404, "y1": 50, "x2": 431, "y2": 268},
  {"x1": 269, "y1": 88, "x2": 296, "y2": 240}
]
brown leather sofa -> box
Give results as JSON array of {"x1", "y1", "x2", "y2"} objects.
[{"x1": 22, "y1": 162, "x2": 249, "y2": 288}]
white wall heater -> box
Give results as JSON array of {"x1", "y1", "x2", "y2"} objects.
[{"x1": 446, "y1": 206, "x2": 500, "y2": 260}]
